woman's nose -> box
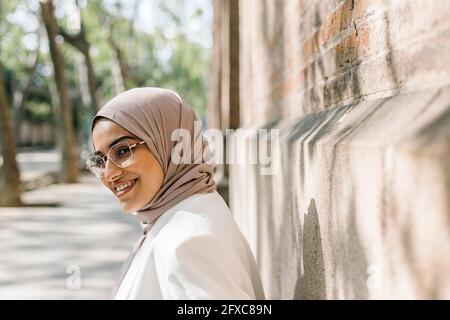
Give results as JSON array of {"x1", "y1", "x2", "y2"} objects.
[{"x1": 103, "y1": 158, "x2": 123, "y2": 182}]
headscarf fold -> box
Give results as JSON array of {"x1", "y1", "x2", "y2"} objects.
[{"x1": 91, "y1": 87, "x2": 216, "y2": 233}]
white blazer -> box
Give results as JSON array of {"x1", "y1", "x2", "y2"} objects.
[{"x1": 113, "y1": 191, "x2": 265, "y2": 299}]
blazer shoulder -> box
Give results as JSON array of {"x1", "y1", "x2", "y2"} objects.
[
  {"x1": 151, "y1": 191, "x2": 238, "y2": 255},
  {"x1": 153, "y1": 208, "x2": 212, "y2": 247}
]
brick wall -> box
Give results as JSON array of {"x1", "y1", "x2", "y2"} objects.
[
  {"x1": 209, "y1": 0, "x2": 450, "y2": 299},
  {"x1": 240, "y1": 0, "x2": 450, "y2": 127}
]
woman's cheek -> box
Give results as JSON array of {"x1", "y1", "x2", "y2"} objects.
[{"x1": 100, "y1": 178, "x2": 108, "y2": 188}]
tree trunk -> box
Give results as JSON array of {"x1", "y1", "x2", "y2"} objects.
[
  {"x1": 0, "y1": 62, "x2": 22, "y2": 206},
  {"x1": 93, "y1": 0, "x2": 138, "y2": 92},
  {"x1": 83, "y1": 44, "x2": 99, "y2": 114},
  {"x1": 111, "y1": 54, "x2": 125, "y2": 95},
  {"x1": 13, "y1": 50, "x2": 40, "y2": 140},
  {"x1": 40, "y1": 0, "x2": 79, "y2": 183},
  {"x1": 109, "y1": 35, "x2": 131, "y2": 91},
  {"x1": 58, "y1": 23, "x2": 99, "y2": 116}
]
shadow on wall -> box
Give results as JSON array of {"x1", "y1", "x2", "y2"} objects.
[
  {"x1": 286, "y1": 100, "x2": 376, "y2": 299},
  {"x1": 294, "y1": 199, "x2": 326, "y2": 299}
]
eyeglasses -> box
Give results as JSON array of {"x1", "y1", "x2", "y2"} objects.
[{"x1": 86, "y1": 140, "x2": 146, "y2": 178}]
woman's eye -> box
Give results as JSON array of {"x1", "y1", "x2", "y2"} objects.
[
  {"x1": 95, "y1": 157, "x2": 105, "y2": 167},
  {"x1": 116, "y1": 146, "x2": 130, "y2": 158}
]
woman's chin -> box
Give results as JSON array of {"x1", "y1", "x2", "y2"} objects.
[{"x1": 119, "y1": 192, "x2": 158, "y2": 214}]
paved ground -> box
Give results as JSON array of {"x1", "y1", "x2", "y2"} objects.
[{"x1": 0, "y1": 174, "x2": 142, "y2": 299}]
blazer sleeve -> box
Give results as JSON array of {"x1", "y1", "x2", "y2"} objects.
[{"x1": 154, "y1": 232, "x2": 255, "y2": 299}]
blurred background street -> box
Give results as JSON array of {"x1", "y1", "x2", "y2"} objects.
[
  {"x1": 0, "y1": 171, "x2": 141, "y2": 299},
  {"x1": 0, "y1": 0, "x2": 210, "y2": 299}
]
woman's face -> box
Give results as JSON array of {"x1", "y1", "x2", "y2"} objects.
[{"x1": 92, "y1": 119, "x2": 164, "y2": 213}]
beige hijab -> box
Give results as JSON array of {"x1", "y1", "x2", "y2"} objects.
[{"x1": 91, "y1": 87, "x2": 216, "y2": 232}]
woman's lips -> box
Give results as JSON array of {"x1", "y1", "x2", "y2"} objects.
[{"x1": 115, "y1": 178, "x2": 138, "y2": 197}]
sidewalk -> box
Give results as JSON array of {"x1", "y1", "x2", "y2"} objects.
[{"x1": 0, "y1": 174, "x2": 142, "y2": 299}]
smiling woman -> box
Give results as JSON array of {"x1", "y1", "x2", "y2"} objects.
[
  {"x1": 91, "y1": 120, "x2": 164, "y2": 213},
  {"x1": 89, "y1": 87, "x2": 265, "y2": 300}
]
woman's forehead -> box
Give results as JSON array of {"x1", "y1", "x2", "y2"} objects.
[{"x1": 92, "y1": 119, "x2": 138, "y2": 150}]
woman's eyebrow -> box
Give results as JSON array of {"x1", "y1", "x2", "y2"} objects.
[
  {"x1": 94, "y1": 135, "x2": 137, "y2": 155},
  {"x1": 108, "y1": 135, "x2": 137, "y2": 148}
]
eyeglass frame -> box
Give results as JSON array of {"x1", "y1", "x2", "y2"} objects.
[{"x1": 86, "y1": 140, "x2": 146, "y2": 177}]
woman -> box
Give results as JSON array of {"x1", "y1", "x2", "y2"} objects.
[{"x1": 87, "y1": 87, "x2": 265, "y2": 299}]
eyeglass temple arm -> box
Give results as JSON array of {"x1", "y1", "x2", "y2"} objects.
[{"x1": 130, "y1": 140, "x2": 146, "y2": 148}]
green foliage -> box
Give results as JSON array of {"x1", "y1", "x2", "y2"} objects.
[
  {"x1": 164, "y1": 34, "x2": 209, "y2": 117},
  {"x1": 1, "y1": 0, "x2": 212, "y2": 142},
  {"x1": 0, "y1": 2, "x2": 40, "y2": 83},
  {"x1": 24, "y1": 99, "x2": 52, "y2": 123}
]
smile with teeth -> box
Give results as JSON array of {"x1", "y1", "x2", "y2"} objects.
[{"x1": 115, "y1": 179, "x2": 138, "y2": 195}]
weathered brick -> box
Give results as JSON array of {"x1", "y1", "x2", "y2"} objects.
[{"x1": 223, "y1": 0, "x2": 450, "y2": 300}]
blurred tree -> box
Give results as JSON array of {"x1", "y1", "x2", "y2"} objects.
[
  {"x1": 13, "y1": 40, "x2": 40, "y2": 139},
  {"x1": 163, "y1": 33, "x2": 209, "y2": 116},
  {"x1": 93, "y1": 0, "x2": 139, "y2": 92},
  {"x1": 57, "y1": 2, "x2": 99, "y2": 117},
  {"x1": 154, "y1": 0, "x2": 210, "y2": 117},
  {"x1": 0, "y1": 61, "x2": 22, "y2": 206},
  {"x1": 2, "y1": 0, "x2": 211, "y2": 154},
  {"x1": 1, "y1": 1, "x2": 41, "y2": 139},
  {"x1": 40, "y1": 0, "x2": 79, "y2": 183}
]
